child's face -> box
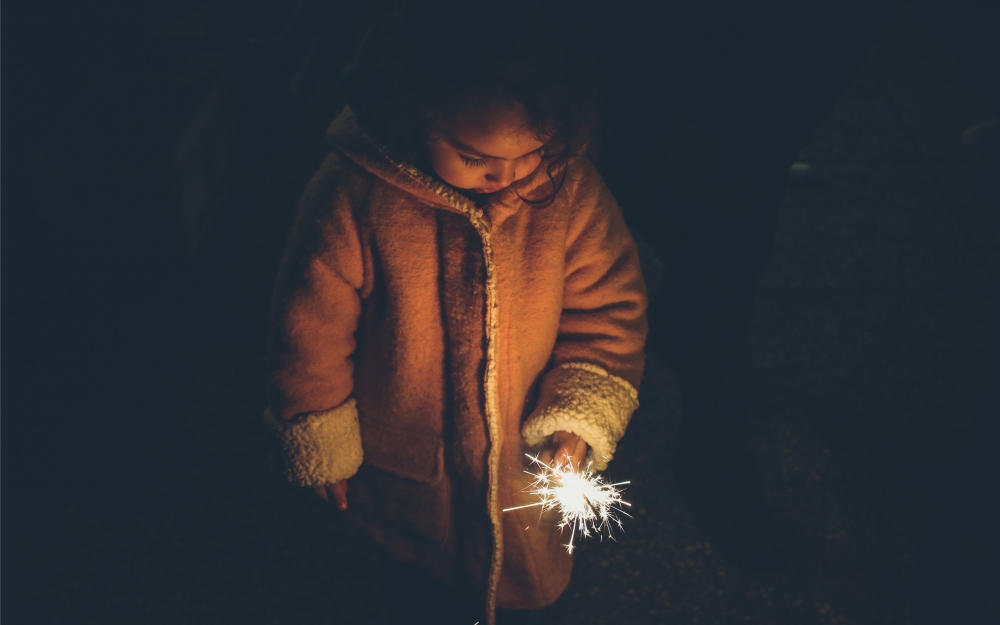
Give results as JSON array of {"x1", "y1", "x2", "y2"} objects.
[{"x1": 426, "y1": 102, "x2": 547, "y2": 195}]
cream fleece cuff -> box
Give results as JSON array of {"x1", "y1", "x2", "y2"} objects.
[
  {"x1": 268, "y1": 399, "x2": 364, "y2": 487},
  {"x1": 521, "y1": 362, "x2": 640, "y2": 471}
]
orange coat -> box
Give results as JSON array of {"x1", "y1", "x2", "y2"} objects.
[{"x1": 268, "y1": 108, "x2": 647, "y2": 623}]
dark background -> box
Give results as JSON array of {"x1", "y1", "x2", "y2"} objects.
[{"x1": 3, "y1": 1, "x2": 997, "y2": 623}]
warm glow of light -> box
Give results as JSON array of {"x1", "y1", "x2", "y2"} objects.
[{"x1": 503, "y1": 454, "x2": 631, "y2": 553}]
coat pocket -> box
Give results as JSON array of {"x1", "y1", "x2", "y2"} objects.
[
  {"x1": 353, "y1": 418, "x2": 451, "y2": 543},
  {"x1": 359, "y1": 418, "x2": 444, "y2": 483}
]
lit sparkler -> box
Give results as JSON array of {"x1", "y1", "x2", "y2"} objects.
[{"x1": 503, "y1": 453, "x2": 631, "y2": 554}]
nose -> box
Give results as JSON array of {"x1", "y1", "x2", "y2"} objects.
[{"x1": 485, "y1": 162, "x2": 516, "y2": 187}]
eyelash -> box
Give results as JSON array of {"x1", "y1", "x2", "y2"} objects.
[
  {"x1": 459, "y1": 154, "x2": 488, "y2": 167},
  {"x1": 459, "y1": 148, "x2": 545, "y2": 168}
]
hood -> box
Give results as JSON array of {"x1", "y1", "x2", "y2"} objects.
[{"x1": 326, "y1": 107, "x2": 566, "y2": 225}]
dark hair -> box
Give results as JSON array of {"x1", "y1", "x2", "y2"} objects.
[{"x1": 341, "y1": 0, "x2": 600, "y2": 205}]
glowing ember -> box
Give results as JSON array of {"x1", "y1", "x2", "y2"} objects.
[{"x1": 503, "y1": 453, "x2": 631, "y2": 553}]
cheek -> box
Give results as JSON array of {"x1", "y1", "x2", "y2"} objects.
[
  {"x1": 516, "y1": 155, "x2": 544, "y2": 180},
  {"x1": 427, "y1": 141, "x2": 455, "y2": 184},
  {"x1": 427, "y1": 142, "x2": 465, "y2": 185},
  {"x1": 438, "y1": 162, "x2": 474, "y2": 186},
  {"x1": 434, "y1": 157, "x2": 480, "y2": 188}
]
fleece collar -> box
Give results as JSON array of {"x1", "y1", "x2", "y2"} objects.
[{"x1": 327, "y1": 107, "x2": 564, "y2": 226}]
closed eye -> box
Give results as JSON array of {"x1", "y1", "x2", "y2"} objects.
[{"x1": 459, "y1": 154, "x2": 489, "y2": 167}]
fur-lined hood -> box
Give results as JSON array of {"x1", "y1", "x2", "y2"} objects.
[{"x1": 326, "y1": 106, "x2": 568, "y2": 225}]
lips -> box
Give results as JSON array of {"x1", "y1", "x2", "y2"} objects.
[{"x1": 474, "y1": 187, "x2": 504, "y2": 194}]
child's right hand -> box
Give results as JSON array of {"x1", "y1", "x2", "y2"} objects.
[{"x1": 313, "y1": 481, "x2": 349, "y2": 510}]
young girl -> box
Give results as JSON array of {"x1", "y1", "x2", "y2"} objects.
[{"x1": 267, "y1": 3, "x2": 647, "y2": 622}]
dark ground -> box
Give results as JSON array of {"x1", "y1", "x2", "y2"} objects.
[{"x1": 3, "y1": 1, "x2": 998, "y2": 624}]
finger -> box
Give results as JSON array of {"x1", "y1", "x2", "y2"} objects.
[
  {"x1": 314, "y1": 486, "x2": 328, "y2": 501},
  {"x1": 553, "y1": 441, "x2": 575, "y2": 468},
  {"x1": 538, "y1": 449, "x2": 554, "y2": 467},
  {"x1": 332, "y1": 481, "x2": 349, "y2": 510},
  {"x1": 572, "y1": 437, "x2": 588, "y2": 470}
]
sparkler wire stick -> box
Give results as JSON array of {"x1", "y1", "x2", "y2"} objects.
[{"x1": 503, "y1": 453, "x2": 631, "y2": 554}]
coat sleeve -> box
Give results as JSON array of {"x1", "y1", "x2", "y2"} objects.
[
  {"x1": 522, "y1": 159, "x2": 648, "y2": 470},
  {"x1": 266, "y1": 153, "x2": 372, "y2": 487}
]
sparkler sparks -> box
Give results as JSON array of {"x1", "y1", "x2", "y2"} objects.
[{"x1": 503, "y1": 454, "x2": 631, "y2": 553}]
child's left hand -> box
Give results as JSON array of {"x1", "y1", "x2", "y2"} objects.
[{"x1": 538, "y1": 430, "x2": 588, "y2": 472}]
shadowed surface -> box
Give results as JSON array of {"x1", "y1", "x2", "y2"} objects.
[{"x1": 3, "y1": 1, "x2": 997, "y2": 623}]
